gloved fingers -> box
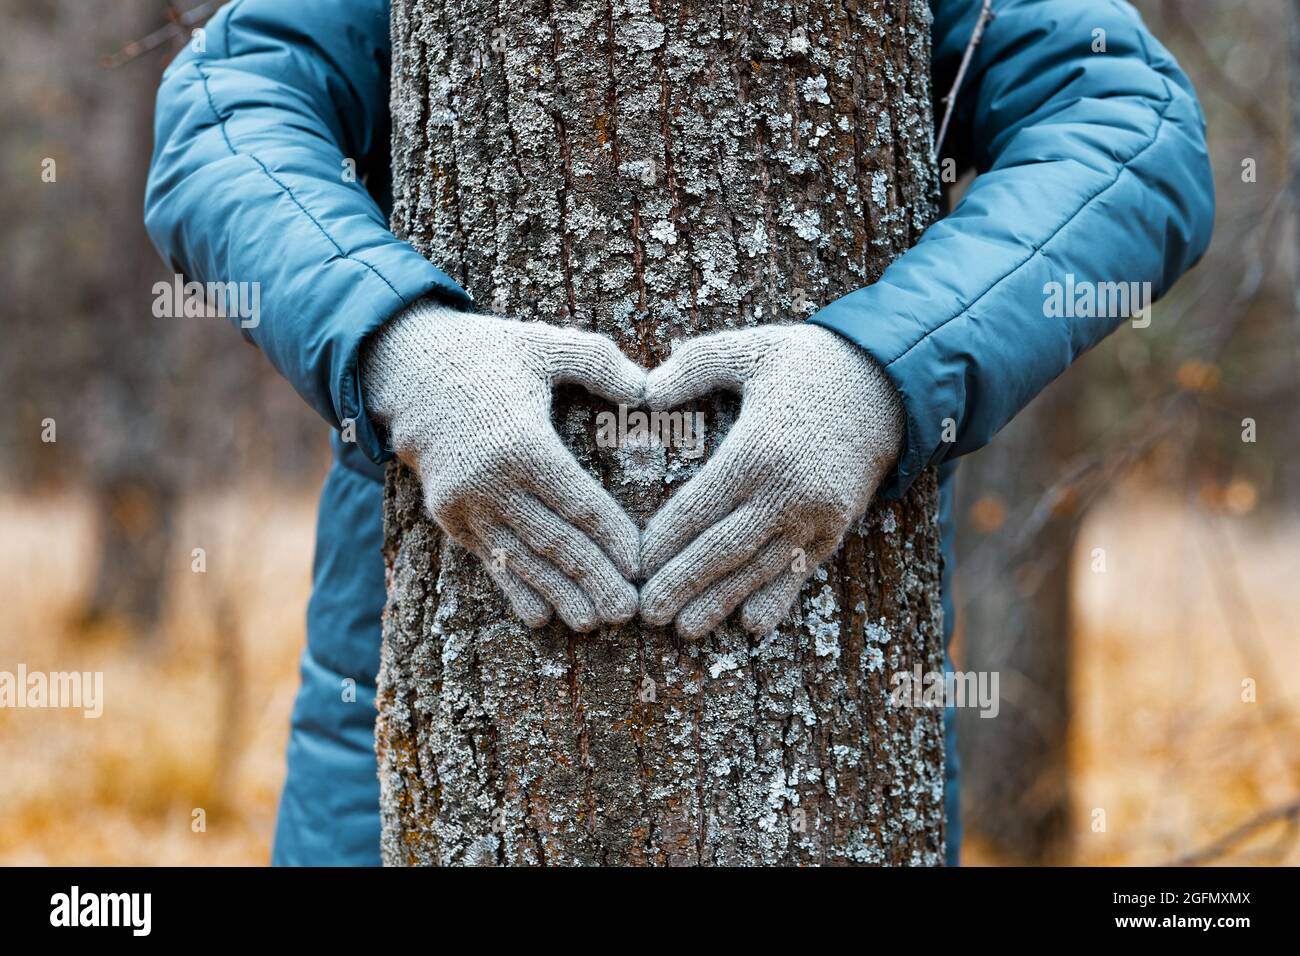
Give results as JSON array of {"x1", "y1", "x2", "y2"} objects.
[
  {"x1": 740, "y1": 536, "x2": 841, "y2": 635},
  {"x1": 640, "y1": 452, "x2": 751, "y2": 578},
  {"x1": 529, "y1": 441, "x2": 642, "y2": 580},
  {"x1": 539, "y1": 325, "x2": 647, "y2": 406},
  {"x1": 501, "y1": 492, "x2": 638, "y2": 625},
  {"x1": 640, "y1": 499, "x2": 785, "y2": 627},
  {"x1": 472, "y1": 520, "x2": 600, "y2": 633},
  {"x1": 644, "y1": 328, "x2": 769, "y2": 409},
  {"x1": 467, "y1": 537, "x2": 553, "y2": 629},
  {"x1": 672, "y1": 534, "x2": 803, "y2": 640}
]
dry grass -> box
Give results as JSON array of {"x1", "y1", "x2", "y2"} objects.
[
  {"x1": 0, "y1": 489, "x2": 315, "y2": 864},
  {"x1": 0, "y1": 485, "x2": 1296, "y2": 865},
  {"x1": 1066, "y1": 491, "x2": 1300, "y2": 866}
]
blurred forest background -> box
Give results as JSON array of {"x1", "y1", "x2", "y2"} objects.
[{"x1": 0, "y1": 0, "x2": 1296, "y2": 865}]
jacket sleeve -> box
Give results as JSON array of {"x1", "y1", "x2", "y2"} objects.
[
  {"x1": 144, "y1": 0, "x2": 471, "y2": 464},
  {"x1": 809, "y1": 0, "x2": 1215, "y2": 498}
]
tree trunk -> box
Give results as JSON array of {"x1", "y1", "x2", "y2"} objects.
[
  {"x1": 1289, "y1": 0, "x2": 1300, "y2": 509},
  {"x1": 378, "y1": 0, "x2": 945, "y2": 865},
  {"x1": 955, "y1": 374, "x2": 1078, "y2": 864}
]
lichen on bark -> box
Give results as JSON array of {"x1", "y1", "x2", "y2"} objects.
[{"x1": 379, "y1": 0, "x2": 946, "y2": 865}]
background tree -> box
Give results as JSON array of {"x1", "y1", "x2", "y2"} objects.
[
  {"x1": 955, "y1": 376, "x2": 1078, "y2": 865},
  {"x1": 376, "y1": 0, "x2": 947, "y2": 865},
  {"x1": 0, "y1": 0, "x2": 324, "y2": 639}
]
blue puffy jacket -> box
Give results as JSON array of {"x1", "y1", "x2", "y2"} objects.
[{"x1": 145, "y1": 0, "x2": 1213, "y2": 866}]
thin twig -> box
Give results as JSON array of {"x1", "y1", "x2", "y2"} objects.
[
  {"x1": 100, "y1": 1, "x2": 224, "y2": 69},
  {"x1": 1194, "y1": 512, "x2": 1300, "y2": 792},
  {"x1": 935, "y1": 0, "x2": 994, "y2": 158},
  {"x1": 1160, "y1": 0, "x2": 1281, "y2": 147},
  {"x1": 1166, "y1": 795, "x2": 1300, "y2": 866}
]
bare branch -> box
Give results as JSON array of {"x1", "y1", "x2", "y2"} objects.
[
  {"x1": 935, "y1": 0, "x2": 993, "y2": 158},
  {"x1": 1166, "y1": 795, "x2": 1300, "y2": 866},
  {"x1": 100, "y1": 1, "x2": 225, "y2": 70},
  {"x1": 1160, "y1": 0, "x2": 1281, "y2": 147}
]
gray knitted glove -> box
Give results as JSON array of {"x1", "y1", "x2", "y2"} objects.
[
  {"x1": 362, "y1": 300, "x2": 646, "y2": 632},
  {"x1": 640, "y1": 323, "x2": 905, "y2": 639}
]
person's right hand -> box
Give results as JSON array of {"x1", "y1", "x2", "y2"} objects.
[{"x1": 362, "y1": 300, "x2": 645, "y2": 632}]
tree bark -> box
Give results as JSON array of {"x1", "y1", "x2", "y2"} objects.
[
  {"x1": 378, "y1": 0, "x2": 945, "y2": 865},
  {"x1": 1289, "y1": 0, "x2": 1300, "y2": 508}
]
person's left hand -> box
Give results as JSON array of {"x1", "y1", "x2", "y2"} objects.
[{"x1": 639, "y1": 323, "x2": 905, "y2": 639}]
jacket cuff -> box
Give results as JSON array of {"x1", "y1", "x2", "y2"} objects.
[
  {"x1": 340, "y1": 245, "x2": 472, "y2": 465},
  {"x1": 808, "y1": 293, "x2": 932, "y2": 501}
]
